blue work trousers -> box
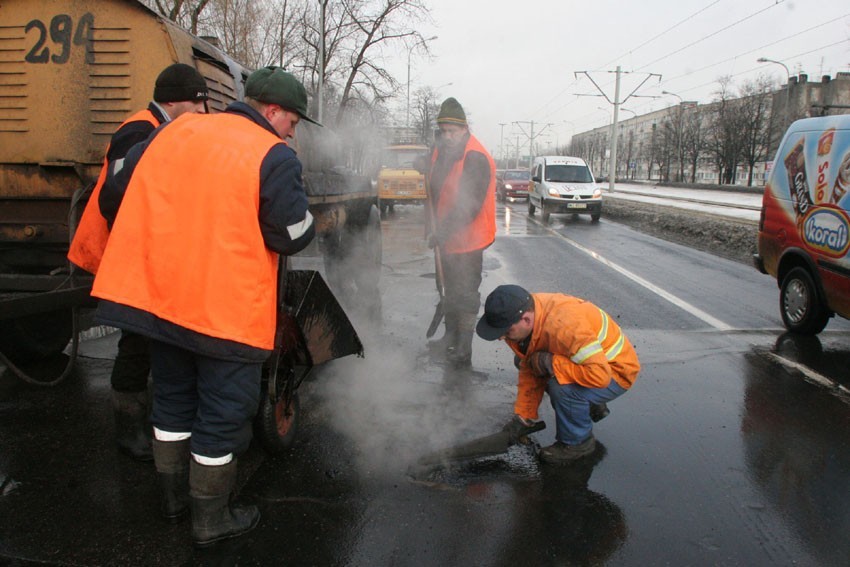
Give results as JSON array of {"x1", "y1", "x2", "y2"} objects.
[
  {"x1": 149, "y1": 340, "x2": 262, "y2": 459},
  {"x1": 546, "y1": 377, "x2": 627, "y2": 445}
]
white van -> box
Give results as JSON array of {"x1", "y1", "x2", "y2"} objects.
[
  {"x1": 754, "y1": 115, "x2": 850, "y2": 335},
  {"x1": 528, "y1": 156, "x2": 602, "y2": 223}
]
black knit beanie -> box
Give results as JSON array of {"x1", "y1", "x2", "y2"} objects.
[
  {"x1": 153, "y1": 63, "x2": 209, "y2": 103},
  {"x1": 437, "y1": 97, "x2": 467, "y2": 126}
]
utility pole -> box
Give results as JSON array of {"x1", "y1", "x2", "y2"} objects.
[
  {"x1": 498, "y1": 123, "x2": 507, "y2": 169},
  {"x1": 513, "y1": 121, "x2": 553, "y2": 170},
  {"x1": 575, "y1": 67, "x2": 661, "y2": 192}
]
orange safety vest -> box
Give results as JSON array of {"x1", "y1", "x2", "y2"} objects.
[
  {"x1": 431, "y1": 135, "x2": 496, "y2": 254},
  {"x1": 92, "y1": 113, "x2": 283, "y2": 350},
  {"x1": 509, "y1": 293, "x2": 641, "y2": 420},
  {"x1": 67, "y1": 109, "x2": 159, "y2": 274}
]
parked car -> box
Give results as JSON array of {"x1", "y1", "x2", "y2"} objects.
[
  {"x1": 754, "y1": 115, "x2": 850, "y2": 335},
  {"x1": 496, "y1": 169, "x2": 531, "y2": 202},
  {"x1": 528, "y1": 156, "x2": 601, "y2": 223}
]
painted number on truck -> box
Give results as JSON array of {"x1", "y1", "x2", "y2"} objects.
[{"x1": 25, "y1": 13, "x2": 94, "y2": 65}]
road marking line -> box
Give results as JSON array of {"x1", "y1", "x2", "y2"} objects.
[
  {"x1": 529, "y1": 217, "x2": 733, "y2": 331},
  {"x1": 762, "y1": 351, "x2": 850, "y2": 401}
]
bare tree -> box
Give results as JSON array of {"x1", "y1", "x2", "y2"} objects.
[
  {"x1": 681, "y1": 106, "x2": 706, "y2": 183},
  {"x1": 411, "y1": 86, "x2": 440, "y2": 144},
  {"x1": 737, "y1": 76, "x2": 774, "y2": 186},
  {"x1": 708, "y1": 77, "x2": 749, "y2": 185},
  {"x1": 143, "y1": 0, "x2": 211, "y2": 34}
]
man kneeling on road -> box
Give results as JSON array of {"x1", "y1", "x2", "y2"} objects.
[{"x1": 476, "y1": 285, "x2": 640, "y2": 463}]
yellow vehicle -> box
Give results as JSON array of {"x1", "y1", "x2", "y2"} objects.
[{"x1": 377, "y1": 144, "x2": 430, "y2": 216}]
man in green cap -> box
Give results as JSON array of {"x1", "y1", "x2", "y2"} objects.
[
  {"x1": 426, "y1": 97, "x2": 496, "y2": 368},
  {"x1": 95, "y1": 66, "x2": 317, "y2": 546}
]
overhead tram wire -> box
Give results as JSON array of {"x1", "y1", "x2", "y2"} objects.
[
  {"x1": 597, "y1": 0, "x2": 722, "y2": 71},
  {"x1": 657, "y1": 13, "x2": 850, "y2": 86},
  {"x1": 624, "y1": 37, "x2": 850, "y2": 116},
  {"x1": 537, "y1": 1, "x2": 787, "y2": 125},
  {"x1": 634, "y1": 0, "x2": 787, "y2": 71},
  {"x1": 530, "y1": 0, "x2": 723, "y2": 120}
]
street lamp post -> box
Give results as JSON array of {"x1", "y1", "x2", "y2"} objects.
[
  {"x1": 757, "y1": 57, "x2": 791, "y2": 131},
  {"x1": 407, "y1": 35, "x2": 437, "y2": 129},
  {"x1": 662, "y1": 90, "x2": 684, "y2": 182}
]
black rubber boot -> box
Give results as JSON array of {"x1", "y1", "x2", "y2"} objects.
[
  {"x1": 152, "y1": 439, "x2": 190, "y2": 524},
  {"x1": 112, "y1": 390, "x2": 153, "y2": 462},
  {"x1": 190, "y1": 459, "x2": 260, "y2": 548},
  {"x1": 447, "y1": 313, "x2": 478, "y2": 368}
]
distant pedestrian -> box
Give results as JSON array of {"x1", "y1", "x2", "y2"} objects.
[
  {"x1": 68, "y1": 62, "x2": 209, "y2": 462},
  {"x1": 426, "y1": 97, "x2": 496, "y2": 368},
  {"x1": 476, "y1": 285, "x2": 640, "y2": 463},
  {"x1": 93, "y1": 66, "x2": 317, "y2": 546}
]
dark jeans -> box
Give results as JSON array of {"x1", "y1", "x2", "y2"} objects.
[
  {"x1": 110, "y1": 330, "x2": 150, "y2": 392},
  {"x1": 439, "y1": 248, "x2": 483, "y2": 315},
  {"x1": 148, "y1": 340, "x2": 262, "y2": 459}
]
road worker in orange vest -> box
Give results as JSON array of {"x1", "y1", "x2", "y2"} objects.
[
  {"x1": 68, "y1": 63, "x2": 209, "y2": 462},
  {"x1": 426, "y1": 97, "x2": 496, "y2": 368},
  {"x1": 92, "y1": 66, "x2": 317, "y2": 547},
  {"x1": 477, "y1": 285, "x2": 640, "y2": 463}
]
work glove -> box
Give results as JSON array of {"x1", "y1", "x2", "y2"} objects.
[
  {"x1": 528, "y1": 351, "x2": 555, "y2": 378},
  {"x1": 502, "y1": 415, "x2": 535, "y2": 443}
]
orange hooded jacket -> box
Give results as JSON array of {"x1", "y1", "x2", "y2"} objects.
[
  {"x1": 507, "y1": 293, "x2": 640, "y2": 420},
  {"x1": 67, "y1": 109, "x2": 159, "y2": 274}
]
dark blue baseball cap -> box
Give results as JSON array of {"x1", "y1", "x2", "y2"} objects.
[{"x1": 476, "y1": 285, "x2": 532, "y2": 341}]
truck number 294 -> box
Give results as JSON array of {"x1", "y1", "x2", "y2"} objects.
[{"x1": 25, "y1": 13, "x2": 94, "y2": 65}]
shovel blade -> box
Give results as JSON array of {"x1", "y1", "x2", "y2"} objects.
[
  {"x1": 425, "y1": 299, "x2": 444, "y2": 338},
  {"x1": 417, "y1": 430, "x2": 513, "y2": 466}
]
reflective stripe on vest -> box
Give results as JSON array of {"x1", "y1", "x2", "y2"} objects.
[{"x1": 67, "y1": 109, "x2": 159, "y2": 274}]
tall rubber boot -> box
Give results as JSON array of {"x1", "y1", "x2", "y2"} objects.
[
  {"x1": 112, "y1": 390, "x2": 153, "y2": 462},
  {"x1": 447, "y1": 313, "x2": 478, "y2": 368},
  {"x1": 190, "y1": 459, "x2": 260, "y2": 547},
  {"x1": 152, "y1": 439, "x2": 190, "y2": 524},
  {"x1": 428, "y1": 312, "x2": 458, "y2": 358}
]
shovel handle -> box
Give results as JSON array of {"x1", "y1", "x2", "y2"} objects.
[{"x1": 519, "y1": 421, "x2": 546, "y2": 436}]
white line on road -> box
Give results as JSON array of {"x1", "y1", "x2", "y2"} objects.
[
  {"x1": 762, "y1": 351, "x2": 850, "y2": 402},
  {"x1": 531, "y1": 218, "x2": 733, "y2": 331}
]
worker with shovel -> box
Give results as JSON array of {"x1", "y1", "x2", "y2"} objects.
[
  {"x1": 476, "y1": 285, "x2": 640, "y2": 463},
  {"x1": 425, "y1": 98, "x2": 496, "y2": 368}
]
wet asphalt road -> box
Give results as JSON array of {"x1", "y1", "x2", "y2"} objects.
[{"x1": 1, "y1": 201, "x2": 849, "y2": 566}]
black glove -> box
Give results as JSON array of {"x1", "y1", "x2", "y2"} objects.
[
  {"x1": 502, "y1": 415, "x2": 534, "y2": 442},
  {"x1": 528, "y1": 351, "x2": 554, "y2": 378}
]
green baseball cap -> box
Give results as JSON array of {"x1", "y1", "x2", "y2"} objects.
[{"x1": 245, "y1": 66, "x2": 321, "y2": 126}]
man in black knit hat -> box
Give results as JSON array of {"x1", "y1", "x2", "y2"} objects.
[
  {"x1": 68, "y1": 62, "x2": 209, "y2": 462},
  {"x1": 425, "y1": 98, "x2": 496, "y2": 368}
]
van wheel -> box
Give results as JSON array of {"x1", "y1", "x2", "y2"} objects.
[
  {"x1": 780, "y1": 267, "x2": 830, "y2": 335},
  {"x1": 541, "y1": 207, "x2": 550, "y2": 224},
  {"x1": 591, "y1": 213, "x2": 601, "y2": 222},
  {"x1": 528, "y1": 201, "x2": 535, "y2": 215}
]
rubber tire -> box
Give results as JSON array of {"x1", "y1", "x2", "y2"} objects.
[
  {"x1": 779, "y1": 267, "x2": 830, "y2": 335},
  {"x1": 591, "y1": 212, "x2": 601, "y2": 222},
  {"x1": 541, "y1": 205, "x2": 551, "y2": 224},
  {"x1": 255, "y1": 391, "x2": 300, "y2": 455},
  {"x1": 528, "y1": 201, "x2": 536, "y2": 215}
]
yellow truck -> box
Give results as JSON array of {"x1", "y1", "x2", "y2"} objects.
[{"x1": 377, "y1": 144, "x2": 430, "y2": 216}]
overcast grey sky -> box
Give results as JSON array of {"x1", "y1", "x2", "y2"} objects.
[{"x1": 395, "y1": 0, "x2": 850, "y2": 159}]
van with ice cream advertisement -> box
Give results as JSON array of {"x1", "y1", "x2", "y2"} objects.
[{"x1": 754, "y1": 115, "x2": 850, "y2": 335}]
